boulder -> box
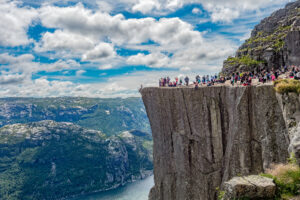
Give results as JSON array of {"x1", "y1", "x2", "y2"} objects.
[{"x1": 222, "y1": 175, "x2": 276, "y2": 200}]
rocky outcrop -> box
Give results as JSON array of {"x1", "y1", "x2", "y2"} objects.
[
  {"x1": 222, "y1": 175, "x2": 276, "y2": 200},
  {"x1": 141, "y1": 85, "x2": 290, "y2": 200},
  {"x1": 222, "y1": 1, "x2": 300, "y2": 75}
]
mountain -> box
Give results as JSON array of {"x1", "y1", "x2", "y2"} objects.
[
  {"x1": 0, "y1": 97, "x2": 150, "y2": 136},
  {"x1": 222, "y1": 0, "x2": 300, "y2": 75},
  {"x1": 0, "y1": 120, "x2": 152, "y2": 200}
]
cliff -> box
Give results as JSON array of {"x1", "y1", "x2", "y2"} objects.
[
  {"x1": 222, "y1": 1, "x2": 300, "y2": 75},
  {"x1": 141, "y1": 85, "x2": 292, "y2": 200}
]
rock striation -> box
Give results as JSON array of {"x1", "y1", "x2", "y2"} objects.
[
  {"x1": 222, "y1": 0, "x2": 300, "y2": 76},
  {"x1": 277, "y1": 92, "x2": 300, "y2": 163},
  {"x1": 141, "y1": 85, "x2": 290, "y2": 200}
]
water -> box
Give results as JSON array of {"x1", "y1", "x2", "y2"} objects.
[{"x1": 73, "y1": 176, "x2": 154, "y2": 200}]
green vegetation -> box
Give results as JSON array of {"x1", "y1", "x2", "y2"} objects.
[
  {"x1": 260, "y1": 154, "x2": 300, "y2": 199},
  {"x1": 0, "y1": 121, "x2": 153, "y2": 200},
  {"x1": 216, "y1": 187, "x2": 225, "y2": 200},
  {"x1": 0, "y1": 97, "x2": 151, "y2": 136},
  {"x1": 273, "y1": 40, "x2": 285, "y2": 52},
  {"x1": 274, "y1": 79, "x2": 300, "y2": 94},
  {"x1": 242, "y1": 25, "x2": 291, "y2": 53},
  {"x1": 225, "y1": 55, "x2": 264, "y2": 67}
]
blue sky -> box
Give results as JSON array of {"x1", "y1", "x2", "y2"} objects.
[{"x1": 0, "y1": 0, "x2": 294, "y2": 97}]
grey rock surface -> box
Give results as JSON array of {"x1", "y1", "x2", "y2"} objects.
[
  {"x1": 277, "y1": 92, "x2": 300, "y2": 163},
  {"x1": 141, "y1": 85, "x2": 289, "y2": 200},
  {"x1": 222, "y1": 175, "x2": 276, "y2": 200}
]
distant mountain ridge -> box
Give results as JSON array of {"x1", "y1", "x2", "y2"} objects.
[{"x1": 0, "y1": 97, "x2": 150, "y2": 136}]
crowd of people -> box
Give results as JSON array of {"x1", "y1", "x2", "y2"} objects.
[{"x1": 159, "y1": 66, "x2": 300, "y2": 88}]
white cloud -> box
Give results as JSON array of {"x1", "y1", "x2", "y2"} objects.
[
  {"x1": 38, "y1": 4, "x2": 202, "y2": 47},
  {"x1": 0, "y1": 0, "x2": 37, "y2": 46},
  {"x1": 81, "y1": 43, "x2": 116, "y2": 62},
  {"x1": 192, "y1": 8, "x2": 201, "y2": 14},
  {"x1": 127, "y1": 52, "x2": 170, "y2": 68},
  {"x1": 132, "y1": 0, "x2": 160, "y2": 14},
  {"x1": 208, "y1": 6, "x2": 240, "y2": 22},
  {"x1": 76, "y1": 70, "x2": 86, "y2": 76},
  {"x1": 36, "y1": 30, "x2": 95, "y2": 52},
  {"x1": 0, "y1": 53, "x2": 80, "y2": 75},
  {"x1": 0, "y1": 73, "x2": 27, "y2": 85},
  {"x1": 0, "y1": 53, "x2": 34, "y2": 64}
]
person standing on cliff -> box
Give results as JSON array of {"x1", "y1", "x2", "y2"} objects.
[{"x1": 185, "y1": 76, "x2": 189, "y2": 86}]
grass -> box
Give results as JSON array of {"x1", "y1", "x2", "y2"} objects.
[
  {"x1": 225, "y1": 55, "x2": 264, "y2": 67},
  {"x1": 274, "y1": 79, "x2": 300, "y2": 94},
  {"x1": 260, "y1": 154, "x2": 300, "y2": 199}
]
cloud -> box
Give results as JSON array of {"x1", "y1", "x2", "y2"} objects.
[
  {"x1": 37, "y1": 3, "x2": 208, "y2": 69},
  {"x1": 127, "y1": 52, "x2": 170, "y2": 68},
  {"x1": 0, "y1": 73, "x2": 27, "y2": 85},
  {"x1": 0, "y1": 53, "x2": 80, "y2": 75},
  {"x1": 36, "y1": 30, "x2": 95, "y2": 52},
  {"x1": 0, "y1": 0, "x2": 37, "y2": 46},
  {"x1": 0, "y1": 53, "x2": 34, "y2": 64},
  {"x1": 208, "y1": 5, "x2": 240, "y2": 22},
  {"x1": 76, "y1": 70, "x2": 86, "y2": 76},
  {"x1": 192, "y1": 8, "x2": 202, "y2": 14},
  {"x1": 81, "y1": 43, "x2": 116, "y2": 62},
  {"x1": 132, "y1": 0, "x2": 160, "y2": 14},
  {"x1": 38, "y1": 4, "x2": 202, "y2": 47}
]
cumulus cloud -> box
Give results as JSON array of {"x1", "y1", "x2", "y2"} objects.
[
  {"x1": 28, "y1": 2, "x2": 243, "y2": 71},
  {"x1": 0, "y1": 73, "x2": 27, "y2": 85},
  {"x1": 57, "y1": 0, "x2": 289, "y2": 22},
  {"x1": 132, "y1": 0, "x2": 161, "y2": 14},
  {"x1": 36, "y1": 30, "x2": 95, "y2": 52},
  {"x1": 0, "y1": 0, "x2": 37, "y2": 46},
  {"x1": 81, "y1": 43, "x2": 116, "y2": 62},
  {"x1": 127, "y1": 52, "x2": 171, "y2": 68},
  {"x1": 0, "y1": 53, "x2": 80, "y2": 76},
  {"x1": 0, "y1": 53, "x2": 34, "y2": 64},
  {"x1": 38, "y1": 4, "x2": 202, "y2": 46},
  {"x1": 36, "y1": 3, "x2": 208, "y2": 68}
]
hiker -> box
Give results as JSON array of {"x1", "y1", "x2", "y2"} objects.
[
  {"x1": 184, "y1": 76, "x2": 189, "y2": 86},
  {"x1": 271, "y1": 74, "x2": 276, "y2": 81}
]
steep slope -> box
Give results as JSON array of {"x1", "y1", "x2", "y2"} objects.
[
  {"x1": 141, "y1": 86, "x2": 290, "y2": 200},
  {"x1": 222, "y1": 0, "x2": 300, "y2": 75},
  {"x1": 0, "y1": 121, "x2": 152, "y2": 200},
  {"x1": 0, "y1": 97, "x2": 150, "y2": 136}
]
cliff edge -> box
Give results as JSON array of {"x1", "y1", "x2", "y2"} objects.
[{"x1": 141, "y1": 85, "x2": 290, "y2": 200}]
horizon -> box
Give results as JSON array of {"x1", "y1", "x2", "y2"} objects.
[{"x1": 0, "y1": 0, "x2": 295, "y2": 98}]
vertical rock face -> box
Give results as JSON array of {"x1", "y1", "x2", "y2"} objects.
[
  {"x1": 141, "y1": 85, "x2": 289, "y2": 200},
  {"x1": 276, "y1": 92, "x2": 300, "y2": 162}
]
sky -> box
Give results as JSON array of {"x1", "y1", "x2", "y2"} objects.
[{"x1": 0, "y1": 0, "x2": 295, "y2": 98}]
